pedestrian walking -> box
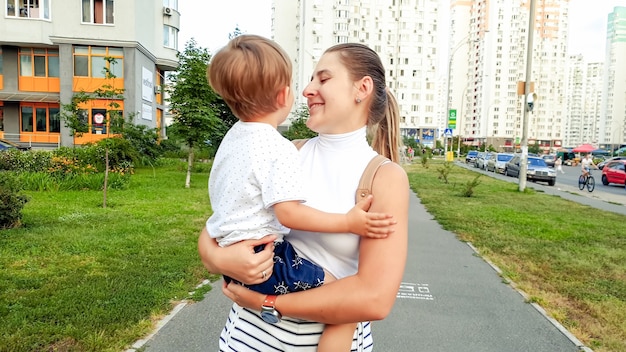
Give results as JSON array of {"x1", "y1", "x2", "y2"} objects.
[{"x1": 555, "y1": 156, "x2": 564, "y2": 174}]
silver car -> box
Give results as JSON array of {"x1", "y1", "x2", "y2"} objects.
[
  {"x1": 504, "y1": 155, "x2": 557, "y2": 186},
  {"x1": 486, "y1": 153, "x2": 514, "y2": 173}
]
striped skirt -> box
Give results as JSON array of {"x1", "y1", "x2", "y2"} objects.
[{"x1": 219, "y1": 303, "x2": 373, "y2": 352}]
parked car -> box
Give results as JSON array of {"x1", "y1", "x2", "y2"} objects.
[
  {"x1": 465, "y1": 150, "x2": 478, "y2": 163},
  {"x1": 476, "y1": 152, "x2": 492, "y2": 170},
  {"x1": 0, "y1": 138, "x2": 31, "y2": 151},
  {"x1": 598, "y1": 156, "x2": 626, "y2": 170},
  {"x1": 473, "y1": 152, "x2": 485, "y2": 167},
  {"x1": 613, "y1": 146, "x2": 626, "y2": 156},
  {"x1": 504, "y1": 155, "x2": 557, "y2": 186},
  {"x1": 542, "y1": 154, "x2": 557, "y2": 167},
  {"x1": 601, "y1": 160, "x2": 626, "y2": 187},
  {"x1": 486, "y1": 153, "x2": 514, "y2": 173}
]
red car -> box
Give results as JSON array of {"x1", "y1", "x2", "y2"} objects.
[{"x1": 601, "y1": 160, "x2": 626, "y2": 187}]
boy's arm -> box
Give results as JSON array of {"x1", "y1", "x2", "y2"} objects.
[{"x1": 273, "y1": 195, "x2": 395, "y2": 238}]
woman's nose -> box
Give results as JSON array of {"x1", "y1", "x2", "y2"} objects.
[{"x1": 302, "y1": 82, "x2": 315, "y2": 97}]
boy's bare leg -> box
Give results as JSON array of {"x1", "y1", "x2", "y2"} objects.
[
  {"x1": 318, "y1": 323, "x2": 358, "y2": 352},
  {"x1": 317, "y1": 271, "x2": 356, "y2": 351}
]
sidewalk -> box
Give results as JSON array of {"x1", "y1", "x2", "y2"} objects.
[{"x1": 130, "y1": 189, "x2": 605, "y2": 352}]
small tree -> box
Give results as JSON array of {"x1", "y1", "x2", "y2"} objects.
[
  {"x1": 282, "y1": 104, "x2": 317, "y2": 140},
  {"x1": 168, "y1": 39, "x2": 222, "y2": 188},
  {"x1": 529, "y1": 142, "x2": 542, "y2": 155},
  {"x1": 437, "y1": 162, "x2": 453, "y2": 184},
  {"x1": 60, "y1": 57, "x2": 127, "y2": 207}
]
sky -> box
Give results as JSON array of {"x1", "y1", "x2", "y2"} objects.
[{"x1": 178, "y1": 0, "x2": 624, "y2": 63}]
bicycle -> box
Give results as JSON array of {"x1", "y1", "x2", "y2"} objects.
[{"x1": 578, "y1": 170, "x2": 595, "y2": 192}]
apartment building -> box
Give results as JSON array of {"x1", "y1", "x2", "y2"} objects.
[
  {"x1": 0, "y1": 0, "x2": 180, "y2": 148},
  {"x1": 563, "y1": 57, "x2": 603, "y2": 148},
  {"x1": 273, "y1": 0, "x2": 443, "y2": 148},
  {"x1": 598, "y1": 6, "x2": 626, "y2": 151},
  {"x1": 450, "y1": 0, "x2": 570, "y2": 152}
]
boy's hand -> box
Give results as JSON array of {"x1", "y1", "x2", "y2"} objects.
[{"x1": 346, "y1": 195, "x2": 396, "y2": 238}]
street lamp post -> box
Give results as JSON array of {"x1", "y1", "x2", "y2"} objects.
[
  {"x1": 444, "y1": 35, "x2": 471, "y2": 156},
  {"x1": 519, "y1": 0, "x2": 537, "y2": 192},
  {"x1": 457, "y1": 82, "x2": 471, "y2": 159}
]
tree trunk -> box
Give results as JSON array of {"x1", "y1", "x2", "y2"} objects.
[
  {"x1": 103, "y1": 148, "x2": 109, "y2": 208},
  {"x1": 185, "y1": 148, "x2": 194, "y2": 188}
]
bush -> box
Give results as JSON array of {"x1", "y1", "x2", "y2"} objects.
[
  {"x1": 0, "y1": 149, "x2": 52, "y2": 172},
  {"x1": 0, "y1": 172, "x2": 30, "y2": 229}
]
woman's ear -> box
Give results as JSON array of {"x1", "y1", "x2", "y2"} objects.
[{"x1": 355, "y1": 76, "x2": 374, "y2": 102}]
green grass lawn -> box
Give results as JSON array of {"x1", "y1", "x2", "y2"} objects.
[
  {"x1": 406, "y1": 160, "x2": 625, "y2": 352},
  {"x1": 0, "y1": 161, "x2": 217, "y2": 352},
  {"x1": 1, "y1": 159, "x2": 624, "y2": 351}
]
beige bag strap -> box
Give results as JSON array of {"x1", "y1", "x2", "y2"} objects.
[
  {"x1": 291, "y1": 138, "x2": 389, "y2": 204},
  {"x1": 355, "y1": 154, "x2": 389, "y2": 203}
]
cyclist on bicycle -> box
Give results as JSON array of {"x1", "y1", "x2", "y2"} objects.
[{"x1": 580, "y1": 153, "x2": 597, "y2": 178}]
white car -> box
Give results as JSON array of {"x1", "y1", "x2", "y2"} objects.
[{"x1": 486, "y1": 153, "x2": 514, "y2": 174}]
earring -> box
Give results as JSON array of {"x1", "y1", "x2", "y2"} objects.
[{"x1": 356, "y1": 98, "x2": 362, "y2": 103}]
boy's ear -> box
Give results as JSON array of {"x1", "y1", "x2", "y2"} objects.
[{"x1": 276, "y1": 86, "x2": 290, "y2": 107}]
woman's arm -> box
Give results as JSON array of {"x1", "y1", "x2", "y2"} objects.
[
  {"x1": 197, "y1": 227, "x2": 277, "y2": 285},
  {"x1": 223, "y1": 162, "x2": 409, "y2": 324}
]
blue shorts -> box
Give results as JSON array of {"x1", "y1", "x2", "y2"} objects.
[{"x1": 224, "y1": 240, "x2": 325, "y2": 295}]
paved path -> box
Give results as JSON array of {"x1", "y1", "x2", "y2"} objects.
[{"x1": 127, "y1": 177, "x2": 623, "y2": 351}]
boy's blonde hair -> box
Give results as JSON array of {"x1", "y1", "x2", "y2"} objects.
[{"x1": 208, "y1": 35, "x2": 292, "y2": 121}]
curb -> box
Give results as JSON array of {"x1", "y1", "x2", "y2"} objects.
[{"x1": 465, "y1": 242, "x2": 593, "y2": 352}]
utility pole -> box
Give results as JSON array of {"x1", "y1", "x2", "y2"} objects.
[
  {"x1": 445, "y1": 35, "x2": 470, "y2": 158},
  {"x1": 519, "y1": 0, "x2": 536, "y2": 192}
]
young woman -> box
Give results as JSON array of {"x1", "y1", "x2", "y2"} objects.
[{"x1": 198, "y1": 42, "x2": 409, "y2": 351}]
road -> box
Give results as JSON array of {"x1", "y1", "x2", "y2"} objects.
[{"x1": 460, "y1": 160, "x2": 626, "y2": 209}]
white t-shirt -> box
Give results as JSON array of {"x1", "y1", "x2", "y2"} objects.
[
  {"x1": 288, "y1": 127, "x2": 378, "y2": 279},
  {"x1": 581, "y1": 157, "x2": 593, "y2": 170},
  {"x1": 206, "y1": 121, "x2": 306, "y2": 247}
]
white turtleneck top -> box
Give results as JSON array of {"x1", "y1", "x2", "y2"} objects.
[{"x1": 288, "y1": 126, "x2": 378, "y2": 279}]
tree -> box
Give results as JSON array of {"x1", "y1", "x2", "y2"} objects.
[
  {"x1": 60, "y1": 57, "x2": 128, "y2": 208},
  {"x1": 167, "y1": 39, "x2": 223, "y2": 188},
  {"x1": 281, "y1": 104, "x2": 317, "y2": 140}
]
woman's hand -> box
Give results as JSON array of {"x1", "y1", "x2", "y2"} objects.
[
  {"x1": 222, "y1": 280, "x2": 267, "y2": 310},
  {"x1": 198, "y1": 227, "x2": 277, "y2": 285}
]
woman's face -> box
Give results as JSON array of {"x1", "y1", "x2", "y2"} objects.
[{"x1": 302, "y1": 52, "x2": 364, "y2": 134}]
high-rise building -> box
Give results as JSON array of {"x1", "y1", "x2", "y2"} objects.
[
  {"x1": 564, "y1": 56, "x2": 605, "y2": 148},
  {"x1": 598, "y1": 6, "x2": 626, "y2": 151},
  {"x1": 0, "y1": 0, "x2": 180, "y2": 148},
  {"x1": 450, "y1": 0, "x2": 570, "y2": 152},
  {"x1": 273, "y1": 0, "x2": 443, "y2": 147}
]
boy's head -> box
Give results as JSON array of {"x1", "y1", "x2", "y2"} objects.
[{"x1": 208, "y1": 35, "x2": 292, "y2": 121}]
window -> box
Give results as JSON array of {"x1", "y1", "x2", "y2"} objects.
[
  {"x1": 82, "y1": 0, "x2": 114, "y2": 24},
  {"x1": 19, "y1": 48, "x2": 59, "y2": 77},
  {"x1": 73, "y1": 46, "x2": 123, "y2": 78},
  {"x1": 162, "y1": 0, "x2": 177, "y2": 10},
  {"x1": 163, "y1": 25, "x2": 178, "y2": 49},
  {"x1": 6, "y1": 0, "x2": 50, "y2": 19},
  {"x1": 20, "y1": 104, "x2": 60, "y2": 133}
]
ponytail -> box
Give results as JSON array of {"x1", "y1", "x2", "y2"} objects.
[{"x1": 370, "y1": 90, "x2": 401, "y2": 163}]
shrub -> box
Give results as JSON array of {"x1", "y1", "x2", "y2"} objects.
[
  {"x1": 0, "y1": 149, "x2": 52, "y2": 172},
  {"x1": 461, "y1": 174, "x2": 482, "y2": 197},
  {"x1": 437, "y1": 162, "x2": 453, "y2": 184},
  {"x1": 0, "y1": 172, "x2": 30, "y2": 229}
]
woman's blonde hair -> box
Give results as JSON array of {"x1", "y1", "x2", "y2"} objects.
[
  {"x1": 208, "y1": 35, "x2": 292, "y2": 121},
  {"x1": 324, "y1": 43, "x2": 402, "y2": 163}
]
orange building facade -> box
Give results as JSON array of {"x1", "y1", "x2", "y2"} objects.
[{"x1": 0, "y1": 0, "x2": 179, "y2": 148}]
